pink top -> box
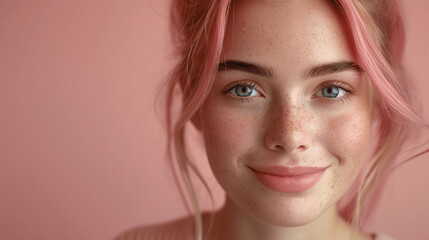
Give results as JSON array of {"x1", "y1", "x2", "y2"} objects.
[
  {"x1": 114, "y1": 215, "x2": 395, "y2": 240},
  {"x1": 115, "y1": 224, "x2": 396, "y2": 240},
  {"x1": 374, "y1": 232, "x2": 395, "y2": 240}
]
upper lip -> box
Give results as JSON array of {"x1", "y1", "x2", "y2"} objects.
[{"x1": 249, "y1": 165, "x2": 329, "y2": 176}]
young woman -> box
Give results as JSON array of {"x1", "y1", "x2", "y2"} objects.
[{"x1": 116, "y1": 0, "x2": 428, "y2": 239}]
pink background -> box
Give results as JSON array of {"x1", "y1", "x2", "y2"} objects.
[{"x1": 1, "y1": 0, "x2": 428, "y2": 239}]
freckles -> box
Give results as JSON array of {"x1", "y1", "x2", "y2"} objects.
[
  {"x1": 322, "y1": 112, "x2": 372, "y2": 200},
  {"x1": 322, "y1": 109, "x2": 372, "y2": 194},
  {"x1": 202, "y1": 104, "x2": 260, "y2": 155},
  {"x1": 325, "y1": 113, "x2": 370, "y2": 156}
]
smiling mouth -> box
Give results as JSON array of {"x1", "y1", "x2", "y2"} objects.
[{"x1": 248, "y1": 165, "x2": 329, "y2": 193}]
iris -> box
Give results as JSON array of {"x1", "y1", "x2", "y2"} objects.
[
  {"x1": 235, "y1": 86, "x2": 254, "y2": 97},
  {"x1": 321, "y1": 86, "x2": 340, "y2": 98}
]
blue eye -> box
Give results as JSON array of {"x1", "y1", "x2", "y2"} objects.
[
  {"x1": 225, "y1": 82, "x2": 261, "y2": 98},
  {"x1": 316, "y1": 82, "x2": 352, "y2": 99},
  {"x1": 233, "y1": 85, "x2": 257, "y2": 97},
  {"x1": 319, "y1": 86, "x2": 345, "y2": 98}
]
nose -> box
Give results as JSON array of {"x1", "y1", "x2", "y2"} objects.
[{"x1": 264, "y1": 102, "x2": 313, "y2": 153}]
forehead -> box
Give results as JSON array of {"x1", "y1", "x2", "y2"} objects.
[{"x1": 222, "y1": 0, "x2": 355, "y2": 72}]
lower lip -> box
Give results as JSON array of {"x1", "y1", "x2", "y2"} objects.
[{"x1": 250, "y1": 168, "x2": 327, "y2": 193}]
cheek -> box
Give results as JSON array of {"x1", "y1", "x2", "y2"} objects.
[
  {"x1": 200, "y1": 100, "x2": 261, "y2": 169},
  {"x1": 322, "y1": 109, "x2": 371, "y2": 185},
  {"x1": 325, "y1": 113, "x2": 371, "y2": 158}
]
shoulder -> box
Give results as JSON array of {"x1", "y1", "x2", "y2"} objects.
[
  {"x1": 114, "y1": 216, "x2": 195, "y2": 240},
  {"x1": 373, "y1": 232, "x2": 396, "y2": 240}
]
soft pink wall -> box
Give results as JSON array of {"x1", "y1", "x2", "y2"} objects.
[{"x1": 0, "y1": 0, "x2": 428, "y2": 239}]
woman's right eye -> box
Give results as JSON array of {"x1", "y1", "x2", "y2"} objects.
[{"x1": 223, "y1": 81, "x2": 261, "y2": 98}]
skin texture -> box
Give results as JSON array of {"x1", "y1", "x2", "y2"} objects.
[{"x1": 195, "y1": 0, "x2": 374, "y2": 239}]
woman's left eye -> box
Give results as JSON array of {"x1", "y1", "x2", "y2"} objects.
[
  {"x1": 315, "y1": 82, "x2": 353, "y2": 99},
  {"x1": 317, "y1": 86, "x2": 346, "y2": 98}
]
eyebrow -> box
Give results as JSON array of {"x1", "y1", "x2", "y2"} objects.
[
  {"x1": 217, "y1": 60, "x2": 363, "y2": 78},
  {"x1": 305, "y1": 61, "x2": 363, "y2": 78},
  {"x1": 217, "y1": 60, "x2": 274, "y2": 78}
]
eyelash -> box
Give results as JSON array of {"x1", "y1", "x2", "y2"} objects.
[
  {"x1": 222, "y1": 80, "x2": 261, "y2": 103},
  {"x1": 222, "y1": 80, "x2": 355, "y2": 104},
  {"x1": 316, "y1": 81, "x2": 355, "y2": 104}
]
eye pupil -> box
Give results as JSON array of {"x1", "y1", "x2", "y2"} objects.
[{"x1": 235, "y1": 86, "x2": 253, "y2": 97}]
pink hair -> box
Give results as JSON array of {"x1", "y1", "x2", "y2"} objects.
[
  {"x1": 163, "y1": 0, "x2": 428, "y2": 239},
  {"x1": 165, "y1": 1, "x2": 231, "y2": 239},
  {"x1": 333, "y1": 0, "x2": 428, "y2": 235}
]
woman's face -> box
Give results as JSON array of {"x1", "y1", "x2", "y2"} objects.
[{"x1": 198, "y1": 0, "x2": 372, "y2": 226}]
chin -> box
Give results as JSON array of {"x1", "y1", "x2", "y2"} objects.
[
  {"x1": 230, "y1": 190, "x2": 332, "y2": 228},
  {"x1": 248, "y1": 205, "x2": 323, "y2": 227}
]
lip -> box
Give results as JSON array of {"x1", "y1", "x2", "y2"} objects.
[{"x1": 249, "y1": 165, "x2": 329, "y2": 193}]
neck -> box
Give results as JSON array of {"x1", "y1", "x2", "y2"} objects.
[{"x1": 204, "y1": 196, "x2": 368, "y2": 240}]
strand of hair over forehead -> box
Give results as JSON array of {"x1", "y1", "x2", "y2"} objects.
[{"x1": 338, "y1": 0, "x2": 425, "y2": 126}]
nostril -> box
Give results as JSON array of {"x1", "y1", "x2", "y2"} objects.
[
  {"x1": 297, "y1": 145, "x2": 307, "y2": 151},
  {"x1": 274, "y1": 144, "x2": 285, "y2": 151}
]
